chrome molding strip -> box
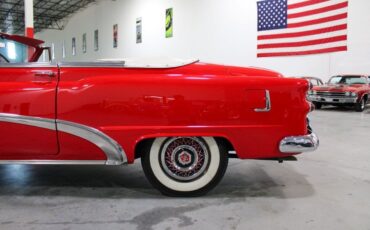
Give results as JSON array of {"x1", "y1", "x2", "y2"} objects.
[
  {"x1": 0, "y1": 160, "x2": 106, "y2": 165},
  {"x1": 0, "y1": 62, "x2": 56, "y2": 68},
  {"x1": 58, "y1": 61, "x2": 125, "y2": 68},
  {"x1": 0, "y1": 113, "x2": 56, "y2": 130},
  {"x1": 0, "y1": 113, "x2": 127, "y2": 165},
  {"x1": 57, "y1": 120, "x2": 127, "y2": 165},
  {"x1": 255, "y1": 90, "x2": 271, "y2": 112}
]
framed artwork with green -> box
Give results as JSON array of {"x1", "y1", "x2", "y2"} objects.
[{"x1": 165, "y1": 8, "x2": 173, "y2": 38}]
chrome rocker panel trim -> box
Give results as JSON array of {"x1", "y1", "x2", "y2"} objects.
[
  {"x1": 0, "y1": 113, "x2": 127, "y2": 165},
  {"x1": 279, "y1": 133, "x2": 319, "y2": 153}
]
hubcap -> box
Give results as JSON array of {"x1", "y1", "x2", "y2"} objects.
[{"x1": 160, "y1": 137, "x2": 210, "y2": 182}]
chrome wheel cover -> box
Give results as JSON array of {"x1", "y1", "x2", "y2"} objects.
[{"x1": 160, "y1": 137, "x2": 210, "y2": 182}]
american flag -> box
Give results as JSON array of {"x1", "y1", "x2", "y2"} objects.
[{"x1": 257, "y1": 0, "x2": 348, "y2": 57}]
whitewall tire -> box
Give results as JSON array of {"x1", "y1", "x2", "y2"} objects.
[{"x1": 141, "y1": 137, "x2": 228, "y2": 196}]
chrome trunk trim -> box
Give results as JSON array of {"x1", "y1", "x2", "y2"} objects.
[
  {"x1": 0, "y1": 113, "x2": 127, "y2": 165},
  {"x1": 255, "y1": 90, "x2": 271, "y2": 112}
]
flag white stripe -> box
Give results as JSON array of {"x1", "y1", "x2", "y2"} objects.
[
  {"x1": 258, "y1": 40, "x2": 346, "y2": 53},
  {"x1": 258, "y1": 29, "x2": 346, "y2": 45},
  {"x1": 288, "y1": 0, "x2": 347, "y2": 14},
  {"x1": 287, "y1": 0, "x2": 307, "y2": 4},
  {"x1": 258, "y1": 18, "x2": 347, "y2": 36},
  {"x1": 287, "y1": 7, "x2": 347, "y2": 24}
]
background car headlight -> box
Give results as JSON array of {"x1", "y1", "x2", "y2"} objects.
[
  {"x1": 351, "y1": 92, "x2": 357, "y2": 97},
  {"x1": 345, "y1": 92, "x2": 351, "y2": 96},
  {"x1": 308, "y1": 90, "x2": 313, "y2": 95},
  {"x1": 313, "y1": 91, "x2": 317, "y2": 95}
]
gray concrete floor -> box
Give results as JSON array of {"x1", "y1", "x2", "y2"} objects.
[{"x1": 0, "y1": 107, "x2": 370, "y2": 230}]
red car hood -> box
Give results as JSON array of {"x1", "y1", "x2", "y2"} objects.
[{"x1": 313, "y1": 84, "x2": 364, "y2": 92}]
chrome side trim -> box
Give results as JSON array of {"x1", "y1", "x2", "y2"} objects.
[
  {"x1": 0, "y1": 113, "x2": 56, "y2": 130},
  {"x1": 0, "y1": 62, "x2": 56, "y2": 68},
  {"x1": 58, "y1": 61, "x2": 125, "y2": 68},
  {"x1": 0, "y1": 113, "x2": 127, "y2": 165},
  {"x1": 57, "y1": 120, "x2": 127, "y2": 165},
  {"x1": 279, "y1": 133, "x2": 319, "y2": 153},
  {"x1": 255, "y1": 90, "x2": 271, "y2": 112},
  {"x1": 0, "y1": 160, "x2": 106, "y2": 165}
]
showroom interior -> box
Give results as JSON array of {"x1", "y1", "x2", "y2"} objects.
[{"x1": 0, "y1": 0, "x2": 370, "y2": 229}]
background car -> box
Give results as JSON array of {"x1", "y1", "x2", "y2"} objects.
[
  {"x1": 308, "y1": 75, "x2": 370, "y2": 112},
  {"x1": 299, "y1": 76, "x2": 324, "y2": 87}
]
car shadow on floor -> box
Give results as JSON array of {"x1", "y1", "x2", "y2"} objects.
[{"x1": 0, "y1": 161, "x2": 314, "y2": 199}]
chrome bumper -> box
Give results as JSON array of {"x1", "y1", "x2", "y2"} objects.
[
  {"x1": 308, "y1": 96, "x2": 357, "y2": 104},
  {"x1": 279, "y1": 133, "x2": 319, "y2": 153}
]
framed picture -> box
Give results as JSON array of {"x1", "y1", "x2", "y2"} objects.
[
  {"x1": 82, "y1": 33, "x2": 87, "y2": 53},
  {"x1": 165, "y1": 8, "x2": 173, "y2": 38},
  {"x1": 51, "y1": 43, "x2": 55, "y2": 60},
  {"x1": 136, "y1": 18, "x2": 142, "y2": 44},
  {"x1": 94, "y1": 29, "x2": 99, "y2": 51},
  {"x1": 62, "y1": 41, "x2": 66, "y2": 58},
  {"x1": 72, "y1": 37, "x2": 76, "y2": 56},
  {"x1": 113, "y1": 24, "x2": 118, "y2": 48}
]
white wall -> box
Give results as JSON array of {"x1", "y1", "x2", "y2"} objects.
[{"x1": 36, "y1": 0, "x2": 370, "y2": 81}]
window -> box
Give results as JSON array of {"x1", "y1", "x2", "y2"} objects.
[
  {"x1": 329, "y1": 76, "x2": 367, "y2": 85},
  {"x1": 0, "y1": 37, "x2": 28, "y2": 63}
]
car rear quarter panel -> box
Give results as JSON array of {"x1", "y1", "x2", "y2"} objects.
[{"x1": 57, "y1": 63, "x2": 310, "y2": 163}]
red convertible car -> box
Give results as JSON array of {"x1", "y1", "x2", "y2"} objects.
[
  {"x1": 309, "y1": 75, "x2": 370, "y2": 112},
  {"x1": 0, "y1": 33, "x2": 318, "y2": 196}
]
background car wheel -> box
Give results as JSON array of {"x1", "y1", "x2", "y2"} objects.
[
  {"x1": 355, "y1": 98, "x2": 366, "y2": 112},
  {"x1": 313, "y1": 102, "x2": 322, "y2": 109},
  {"x1": 141, "y1": 137, "x2": 228, "y2": 197}
]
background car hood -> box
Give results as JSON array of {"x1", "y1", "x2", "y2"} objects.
[{"x1": 313, "y1": 84, "x2": 364, "y2": 92}]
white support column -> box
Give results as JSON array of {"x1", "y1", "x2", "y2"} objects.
[
  {"x1": 24, "y1": 0, "x2": 34, "y2": 58},
  {"x1": 24, "y1": 0, "x2": 34, "y2": 38}
]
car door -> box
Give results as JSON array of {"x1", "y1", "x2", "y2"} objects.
[{"x1": 0, "y1": 63, "x2": 59, "y2": 158}]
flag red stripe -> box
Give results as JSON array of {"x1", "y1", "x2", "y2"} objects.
[
  {"x1": 288, "y1": 2, "x2": 348, "y2": 19},
  {"x1": 258, "y1": 24, "x2": 347, "y2": 40},
  {"x1": 288, "y1": 13, "x2": 347, "y2": 28},
  {"x1": 257, "y1": 46, "x2": 347, "y2": 57},
  {"x1": 258, "y1": 35, "x2": 346, "y2": 49},
  {"x1": 288, "y1": 0, "x2": 329, "y2": 10}
]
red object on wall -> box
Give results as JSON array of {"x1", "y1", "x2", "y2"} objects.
[{"x1": 25, "y1": 27, "x2": 34, "y2": 59}]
